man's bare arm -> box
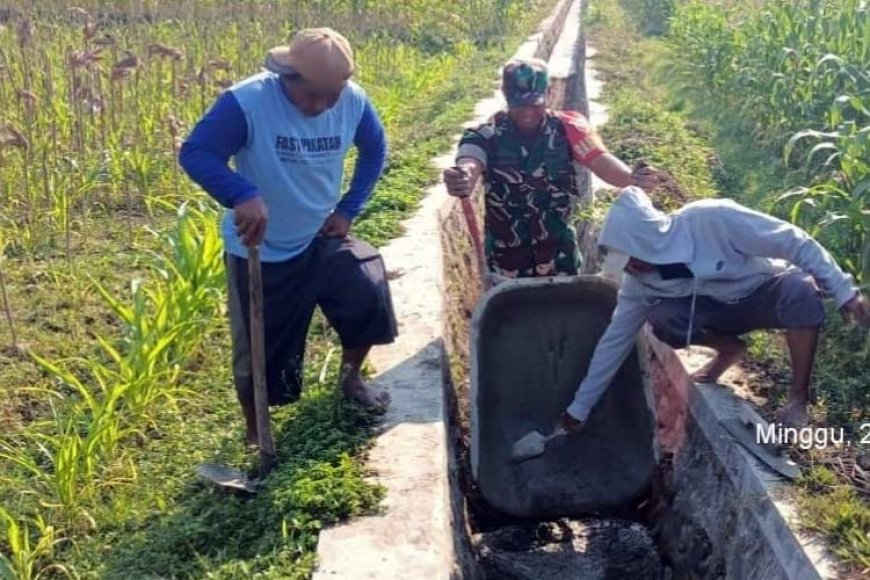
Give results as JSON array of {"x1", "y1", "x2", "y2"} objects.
[{"x1": 587, "y1": 154, "x2": 664, "y2": 191}]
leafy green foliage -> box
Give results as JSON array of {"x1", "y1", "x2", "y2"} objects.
[
  {"x1": 583, "y1": 0, "x2": 718, "y2": 206},
  {"x1": 800, "y1": 485, "x2": 870, "y2": 570},
  {"x1": 0, "y1": 0, "x2": 557, "y2": 577},
  {"x1": 669, "y1": 0, "x2": 870, "y2": 283}
]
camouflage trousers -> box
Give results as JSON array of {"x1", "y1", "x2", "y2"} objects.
[{"x1": 484, "y1": 213, "x2": 581, "y2": 278}]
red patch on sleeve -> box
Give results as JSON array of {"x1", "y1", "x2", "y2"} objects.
[{"x1": 556, "y1": 111, "x2": 607, "y2": 165}]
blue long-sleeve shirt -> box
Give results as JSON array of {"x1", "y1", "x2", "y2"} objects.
[{"x1": 179, "y1": 72, "x2": 387, "y2": 261}]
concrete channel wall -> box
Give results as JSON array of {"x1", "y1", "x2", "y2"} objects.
[{"x1": 643, "y1": 329, "x2": 835, "y2": 579}]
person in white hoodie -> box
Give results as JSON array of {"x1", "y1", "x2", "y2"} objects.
[{"x1": 562, "y1": 187, "x2": 870, "y2": 430}]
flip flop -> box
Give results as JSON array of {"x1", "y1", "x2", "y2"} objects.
[{"x1": 721, "y1": 404, "x2": 800, "y2": 480}]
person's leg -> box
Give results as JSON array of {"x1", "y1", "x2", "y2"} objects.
[
  {"x1": 647, "y1": 294, "x2": 746, "y2": 382},
  {"x1": 764, "y1": 270, "x2": 825, "y2": 427},
  {"x1": 778, "y1": 327, "x2": 820, "y2": 428},
  {"x1": 239, "y1": 388, "x2": 257, "y2": 447},
  {"x1": 649, "y1": 271, "x2": 825, "y2": 426},
  {"x1": 488, "y1": 214, "x2": 535, "y2": 278},
  {"x1": 338, "y1": 344, "x2": 389, "y2": 409},
  {"x1": 319, "y1": 237, "x2": 398, "y2": 411},
  {"x1": 691, "y1": 332, "x2": 747, "y2": 383},
  {"x1": 707, "y1": 270, "x2": 826, "y2": 427},
  {"x1": 227, "y1": 247, "x2": 321, "y2": 446},
  {"x1": 534, "y1": 214, "x2": 580, "y2": 277}
]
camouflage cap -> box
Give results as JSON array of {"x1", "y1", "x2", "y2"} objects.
[{"x1": 502, "y1": 58, "x2": 549, "y2": 107}]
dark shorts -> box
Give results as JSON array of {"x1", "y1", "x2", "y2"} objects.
[
  {"x1": 226, "y1": 236, "x2": 398, "y2": 406},
  {"x1": 648, "y1": 269, "x2": 826, "y2": 348}
]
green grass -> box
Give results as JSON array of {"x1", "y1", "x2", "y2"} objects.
[
  {"x1": 0, "y1": 1, "x2": 559, "y2": 577},
  {"x1": 585, "y1": 0, "x2": 718, "y2": 206},
  {"x1": 587, "y1": 0, "x2": 870, "y2": 572},
  {"x1": 667, "y1": 0, "x2": 870, "y2": 283},
  {"x1": 66, "y1": 382, "x2": 384, "y2": 579},
  {"x1": 800, "y1": 482, "x2": 870, "y2": 571}
]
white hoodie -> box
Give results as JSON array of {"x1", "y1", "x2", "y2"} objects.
[{"x1": 566, "y1": 187, "x2": 857, "y2": 421}]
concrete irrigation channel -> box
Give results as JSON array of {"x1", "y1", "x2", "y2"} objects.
[{"x1": 313, "y1": 1, "x2": 839, "y2": 578}]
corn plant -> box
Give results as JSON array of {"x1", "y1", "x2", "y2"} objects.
[
  {"x1": 92, "y1": 204, "x2": 223, "y2": 414},
  {"x1": 1, "y1": 365, "x2": 134, "y2": 526},
  {"x1": 0, "y1": 203, "x2": 224, "y2": 538},
  {"x1": 780, "y1": 120, "x2": 870, "y2": 279},
  {"x1": 0, "y1": 508, "x2": 70, "y2": 580},
  {"x1": 670, "y1": 0, "x2": 870, "y2": 282}
]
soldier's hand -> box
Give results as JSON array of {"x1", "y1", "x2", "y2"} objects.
[
  {"x1": 631, "y1": 167, "x2": 658, "y2": 190},
  {"x1": 234, "y1": 196, "x2": 268, "y2": 247},
  {"x1": 630, "y1": 162, "x2": 668, "y2": 192},
  {"x1": 443, "y1": 166, "x2": 472, "y2": 198}
]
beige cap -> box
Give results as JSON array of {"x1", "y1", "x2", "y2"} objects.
[{"x1": 265, "y1": 28, "x2": 354, "y2": 89}]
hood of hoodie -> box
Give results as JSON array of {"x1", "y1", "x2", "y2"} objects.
[{"x1": 598, "y1": 187, "x2": 694, "y2": 266}]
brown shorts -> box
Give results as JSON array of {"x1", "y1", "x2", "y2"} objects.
[
  {"x1": 226, "y1": 236, "x2": 398, "y2": 406},
  {"x1": 647, "y1": 269, "x2": 826, "y2": 348}
]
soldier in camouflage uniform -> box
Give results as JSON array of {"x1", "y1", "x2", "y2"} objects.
[{"x1": 444, "y1": 58, "x2": 664, "y2": 278}]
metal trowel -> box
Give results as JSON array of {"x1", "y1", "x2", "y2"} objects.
[{"x1": 511, "y1": 426, "x2": 567, "y2": 462}]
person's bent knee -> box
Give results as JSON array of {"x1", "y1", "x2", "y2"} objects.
[
  {"x1": 649, "y1": 322, "x2": 688, "y2": 348},
  {"x1": 777, "y1": 273, "x2": 827, "y2": 328},
  {"x1": 647, "y1": 301, "x2": 693, "y2": 348}
]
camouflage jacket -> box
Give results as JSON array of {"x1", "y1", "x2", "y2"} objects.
[{"x1": 457, "y1": 110, "x2": 607, "y2": 277}]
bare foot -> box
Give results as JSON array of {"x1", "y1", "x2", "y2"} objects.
[
  {"x1": 342, "y1": 376, "x2": 390, "y2": 413},
  {"x1": 691, "y1": 340, "x2": 747, "y2": 383},
  {"x1": 778, "y1": 399, "x2": 809, "y2": 429}
]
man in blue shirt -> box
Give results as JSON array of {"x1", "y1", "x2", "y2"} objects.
[{"x1": 180, "y1": 28, "x2": 396, "y2": 446}]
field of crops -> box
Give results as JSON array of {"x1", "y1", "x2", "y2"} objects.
[
  {"x1": 668, "y1": 0, "x2": 870, "y2": 284},
  {"x1": 0, "y1": 1, "x2": 553, "y2": 577}
]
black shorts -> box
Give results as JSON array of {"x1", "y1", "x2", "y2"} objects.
[
  {"x1": 647, "y1": 269, "x2": 826, "y2": 348},
  {"x1": 226, "y1": 236, "x2": 398, "y2": 406}
]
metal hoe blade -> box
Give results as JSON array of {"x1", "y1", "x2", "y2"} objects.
[
  {"x1": 196, "y1": 463, "x2": 260, "y2": 493},
  {"x1": 721, "y1": 403, "x2": 801, "y2": 480}
]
